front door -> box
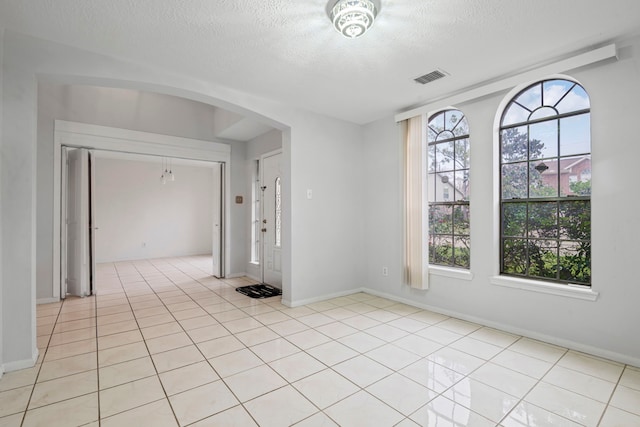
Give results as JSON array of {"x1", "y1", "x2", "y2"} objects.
[{"x1": 261, "y1": 152, "x2": 282, "y2": 288}]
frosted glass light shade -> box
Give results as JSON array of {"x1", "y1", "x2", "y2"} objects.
[{"x1": 331, "y1": 0, "x2": 377, "y2": 38}]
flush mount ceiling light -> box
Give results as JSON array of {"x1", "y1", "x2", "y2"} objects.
[{"x1": 330, "y1": 0, "x2": 378, "y2": 38}]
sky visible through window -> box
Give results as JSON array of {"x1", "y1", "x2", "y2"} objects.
[{"x1": 500, "y1": 79, "x2": 591, "y2": 285}]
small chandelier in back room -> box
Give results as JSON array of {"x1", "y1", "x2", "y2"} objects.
[
  {"x1": 160, "y1": 158, "x2": 176, "y2": 184},
  {"x1": 330, "y1": 0, "x2": 378, "y2": 38}
]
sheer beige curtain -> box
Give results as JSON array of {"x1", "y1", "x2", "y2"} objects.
[{"x1": 402, "y1": 115, "x2": 428, "y2": 290}]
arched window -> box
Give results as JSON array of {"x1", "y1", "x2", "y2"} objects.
[
  {"x1": 500, "y1": 79, "x2": 591, "y2": 285},
  {"x1": 427, "y1": 109, "x2": 470, "y2": 268}
]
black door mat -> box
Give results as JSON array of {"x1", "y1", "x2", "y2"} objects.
[{"x1": 236, "y1": 284, "x2": 282, "y2": 299}]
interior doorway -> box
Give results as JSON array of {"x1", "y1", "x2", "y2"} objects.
[
  {"x1": 55, "y1": 125, "x2": 230, "y2": 300},
  {"x1": 260, "y1": 150, "x2": 283, "y2": 288},
  {"x1": 60, "y1": 149, "x2": 226, "y2": 298}
]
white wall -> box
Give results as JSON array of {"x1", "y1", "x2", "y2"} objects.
[
  {"x1": 362, "y1": 36, "x2": 640, "y2": 365},
  {"x1": 1, "y1": 31, "x2": 365, "y2": 369},
  {"x1": 229, "y1": 141, "x2": 248, "y2": 276},
  {"x1": 1, "y1": 31, "x2": 38, "y2": 370},
  {"x1": 0, "y1": 26, "x2": 4, "y2": 377},
  {"x1": 287, "y1": 115, "x2": 365, "y2": 304},
  {"x1": 362, "y1": 118, "x2": 403, "y2": 291},
  {"x1": 36, "y1": 82, "x2": 250, "y2": 299},
  {"x1": 247, "y1": 129, "x2": 283, "y2": 160},
  {"x1": 94, "y1": 157, "x2": 213, "y2": 262}
]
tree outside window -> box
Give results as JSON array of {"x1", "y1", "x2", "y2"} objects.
[
  {"x1": 500, "y1": 79, "x2": 591, "y2": 285},
  {"x1": 427, "y1": 109, "x2": 470, "y2": 269}
]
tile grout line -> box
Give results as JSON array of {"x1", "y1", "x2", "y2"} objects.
[
  {"x1": 94, "y1": 266, "x2": 168, "y2": 420},
  {"x1": 145, "y1": 258, "x2": 368, "y2": 425},
  {"x1": 26, "y1": 290, "x2": 568, "y2": 426},
  {"x1": 111, "y1": 260, "x2": 182, "y2": 427},
  {"x1": 19, "y1": 298, "x2": 65, "y2": 426},
  {"x1": 19, "y1": 256, "x2": 638, "y2": 426},
  {"x1": 493, "y1": 341, "x2": 569, "y2": 426},
  {"x1": 165, "y1": 257, "x2": 310, "y2": 426},
  {"x1": 33, "y1": 298, "x2": 568, "y2": 427},
  {"x1": 595, "y1": 364, "x2": 626, "y2": 426},
  {"x1": 398, "y1": 322, "x2": 491, "y2": 424},
  {"x1": 296, "y1": 304, "x2": 472, "y2": 424},
  {"x1": 283, "y1": 299, "x2": 464, "y2": 424},
  {"x1": 492, "y1": 344, "x2": 626, "y2": 426},
  {"x1": 161, "y1": 257, "x2": 319, "y2": 426},
  {"x1": 131, "y1": 258, "x2": 264, "y2": 426},
  {"x1": 17, "y1": 297, "x2": 98, "y2": 424}
]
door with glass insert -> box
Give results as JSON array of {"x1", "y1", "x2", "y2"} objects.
[{"x1": 261, "y1": 152, "x2": 282, "y2": 287}]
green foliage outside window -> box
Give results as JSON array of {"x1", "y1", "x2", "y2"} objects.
[
  {"x1": 500, "y1": 79, "x2": 591, "y2": 285},
  {"x1": 427, "y1": 110, "x2": 470, "y2": 269}
]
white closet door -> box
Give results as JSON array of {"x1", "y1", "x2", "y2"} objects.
[
  {"x1": 212, "y1": 162, "x2": 224, "y2": 278},
  {"x1": 65, "y1": 147, "x2": 91, "y2": 297}
]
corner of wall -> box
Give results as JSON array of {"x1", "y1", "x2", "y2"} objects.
[
  {"x1": 1, "y1": 28, "x2": 40, "y2": 369},
  {"x1": 2, "y1": 347, "x2": 39, "y2": 374}
]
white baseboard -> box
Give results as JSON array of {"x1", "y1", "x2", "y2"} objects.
[
  {"x1": 3, "y1": 347, "x2": 39, "y2": 373},
  {"x1": 362, "y1": 287, "x2": 640, "y2": 367},
  {"x1": 244, "y1": 273, "x2": 261, "y2": 283},
  {"x1": 289, "y1": 286, "x2": 640, "y2": 367},
  {"x1": 224, "y1": 272, "x2": 248, "y2": 279},
  {"x1": 97, "y1": 252, "x2": 214, "y2": 264},
  {"x1": 37, "y1": 297, "x2": 60, "y2": 305},
  {"x1": 285, "y1": 288, "x2": 365, "y2": 308}
]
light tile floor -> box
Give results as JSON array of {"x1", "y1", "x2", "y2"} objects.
[{"x1": 1, "y1": 255, "x2": 639, "y2": 426}]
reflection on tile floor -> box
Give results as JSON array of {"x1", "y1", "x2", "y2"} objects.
[{"x1": 1, "y1": 255, "x2": 639, "y2": 426}]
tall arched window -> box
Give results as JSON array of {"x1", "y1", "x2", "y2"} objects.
[
  {"x1": 427, "y1": 109, "x2": 470, "y2": 269},
  {"x1": 500, "y1": 79, "x2": 591, "y2": 285}
]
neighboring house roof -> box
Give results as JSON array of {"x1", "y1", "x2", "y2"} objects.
[{"x1": 539, "y1": 155, "x2": 590, "y2": 175}]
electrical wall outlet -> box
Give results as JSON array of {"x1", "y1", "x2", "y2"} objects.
[{"x1": 382, "y1": 267, "x2": 388, "y2": 276}]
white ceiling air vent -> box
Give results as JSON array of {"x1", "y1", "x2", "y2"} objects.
[{"x1": 414, "y1": 69, "x2": 448, "y2": 84}]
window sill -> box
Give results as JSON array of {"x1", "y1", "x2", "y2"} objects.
[
  {"x1": 490, "y1": 275, "x2": 599, "y2": 301},
  {"x1": 429, "y1": 266, "x2": 473, "y2": 281},
  {"x1": 249, "y1": 261, "x2": 260, "y2": 267}
]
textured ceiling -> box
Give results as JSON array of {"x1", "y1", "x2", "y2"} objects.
[{"x1": 1, "y1": 0, "x2": 640, "y2": 124}]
